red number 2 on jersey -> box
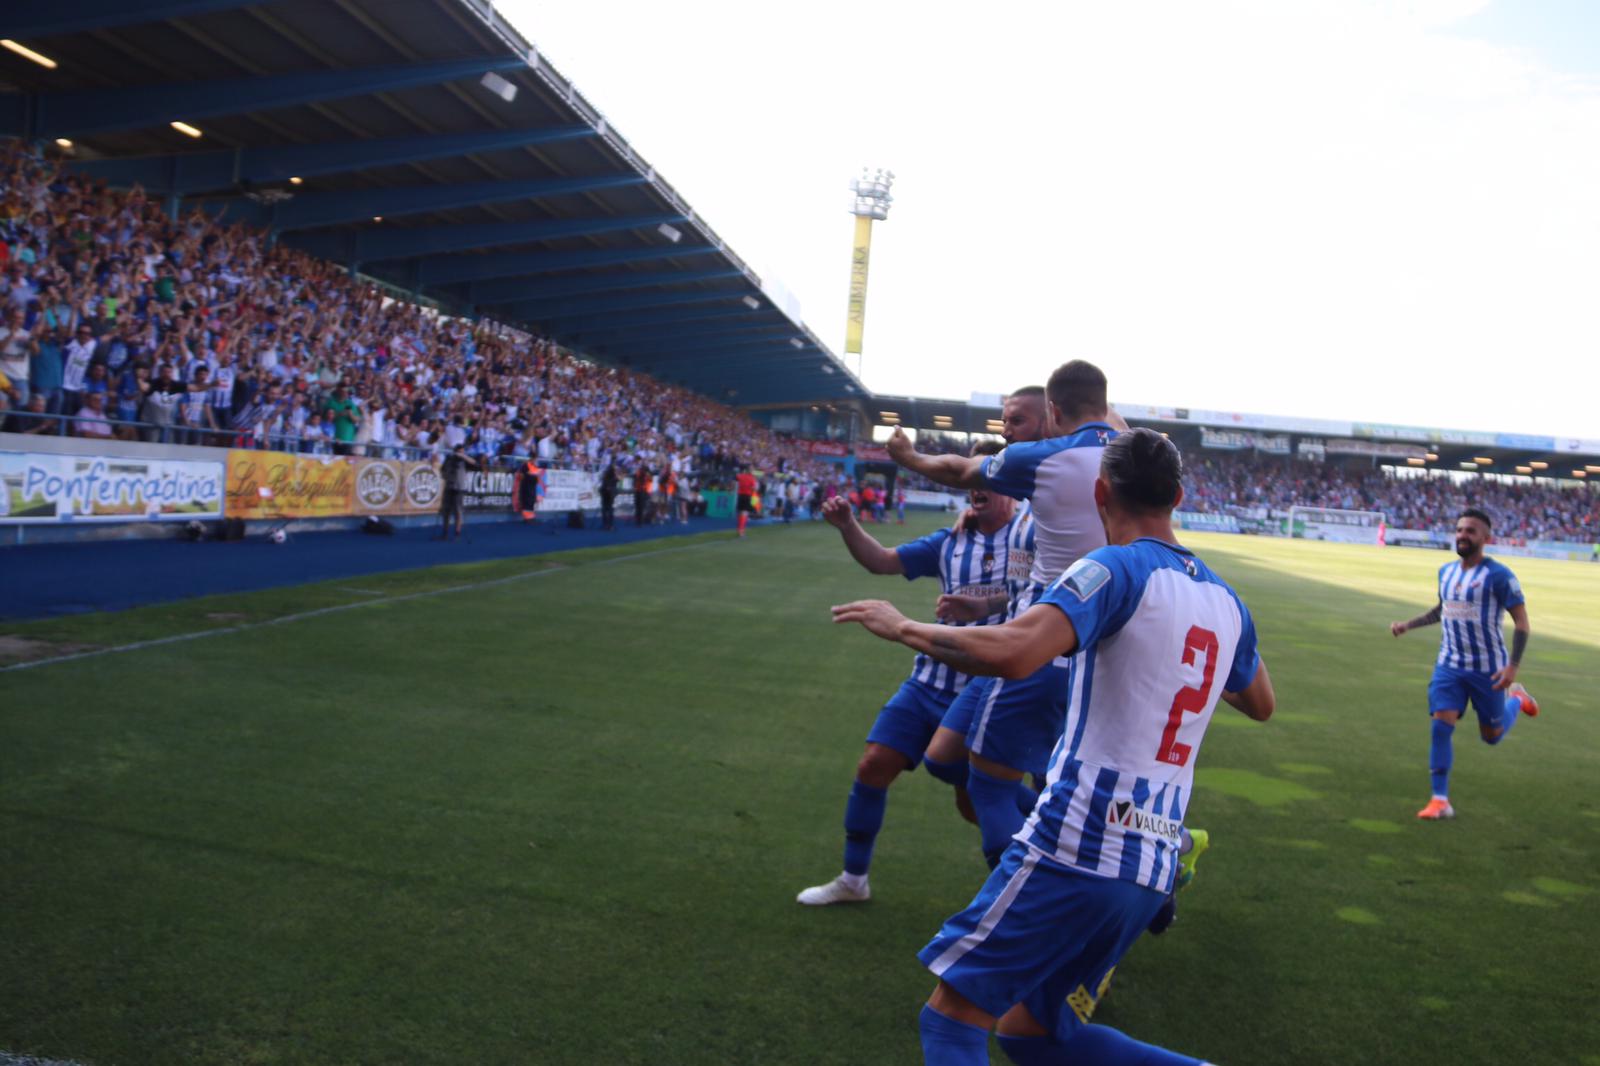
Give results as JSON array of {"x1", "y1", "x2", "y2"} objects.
[{"x1": 1155, "y1": 626, "x2": 1219, "y2": 767}]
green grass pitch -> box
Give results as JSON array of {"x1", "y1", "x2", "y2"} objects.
[{"x1": 2, "y1": 518, "x2": 1598, "y2": 1065}]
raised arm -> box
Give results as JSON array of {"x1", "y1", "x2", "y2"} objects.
[
  {"x1": 821, "y1": 496, "x2": 902, "y2": 575},
  {"x1": 1390, "y1": 601, "x2": 1442, "y2": 638},
  {"x1": 832, "y1": 599, "x2": 1076, "y2": 680},
  {"x1": 885, "y1": 427, "x2": 988, "y2": 490},
  {"x1": 1221, "y1": 659, "x2": 1275, "y2": 721}
]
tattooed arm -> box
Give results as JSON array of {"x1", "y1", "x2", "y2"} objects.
[{"x1": 831, "y1": 600, "x2": 1077, "y2": 680}]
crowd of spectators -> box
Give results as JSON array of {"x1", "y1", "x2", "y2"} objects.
[
  {"x1": 1183, "y1": 453, "x2": 1600, "y2": 544},
  {"x1": 4, "y1": 140, "x2": 1595, "y2": 542},
  {"x1": 0, "y1": 139, "x2": 832, "y2": 488}
]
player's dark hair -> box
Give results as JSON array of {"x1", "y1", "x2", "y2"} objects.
[
  {"x1": 1045, "y1": 360, "x2": 1108, "y2": 421},
  {"x1": 1101, "y1": 428, "x2": 1183, "y2": 513},
  {"x1": 1460, "y1": 507, "x2": 1492, "y2": 530},
  {"x1": 1008, "y1": 385, "x2": 1046, "y2": 402},
  {"x1": 970, "y1": 439, "x2": 1004, "y2": 458}
]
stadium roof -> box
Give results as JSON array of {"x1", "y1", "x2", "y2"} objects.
[
  {"x1": 854, "y1": 395, "x2": 1600, "y2": 474},
  {"x1": 0, "y1": 0, "x2": 864, "y2": 407}
]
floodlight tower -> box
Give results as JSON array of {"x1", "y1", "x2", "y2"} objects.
[{"x1": 843, "y1": 168, "x2": 894, "y2": 377}]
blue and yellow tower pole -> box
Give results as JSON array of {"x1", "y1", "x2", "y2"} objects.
[{"x1": 844, "y1": 169, "x2": 894, "y2": 371}]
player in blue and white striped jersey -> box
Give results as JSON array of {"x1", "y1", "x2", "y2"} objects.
[
  {"x1": 888, "y1": 364, "x2": 1127, "y2": 870},
  {"x1": 911, "y1": 386, "x2": 1063, "y2": 868},
  {"x1": 796, "y1": 442, "x2": 1016, "y2": 906},
  {"x1": 835, "y1": 428, "x2": 1275, "y2": 1066},
  {"x1": 1390, "y1": 507, "x2": 1538, "y2": 821}
]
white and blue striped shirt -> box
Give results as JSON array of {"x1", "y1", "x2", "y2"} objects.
[
  {"x1": 978, "y1": 423, "x2": 1115, "y2": 589},
  {"x1": 1003, "y1": 499, "x2": 1040, "y2": 620},
  {"x1": 896, "y1": 522, "x2": 1013, "y2": 695},
  {"x1": 1436, "y1": 558, "x2": 1523, "y2": 674},
  {"x1": 1017, "y1": 539, "x2": 1260, "y2": 892}
]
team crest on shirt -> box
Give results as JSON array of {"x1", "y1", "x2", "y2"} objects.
[
  {"x1": 1054, "y1": 557, "x2": 1111, "y2": 602},
  {"x1": 985, "y1": 449, "x2": 1006, "y2": 477},
  {"x1": 981, "y1": 551, "x2": 996, "y2": 575}
]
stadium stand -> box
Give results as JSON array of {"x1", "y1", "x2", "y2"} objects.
[
  {"x1": 1183, "y1": 453, "x2": 1599, "y2": 544},
  {"x1": 0, "y1": 137, "x2": 838, "y2": 490}
]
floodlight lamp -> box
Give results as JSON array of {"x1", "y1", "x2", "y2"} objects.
[
  {"x1": 789, "y1": 338, "x2": 804, "y2": 349},
  {"x1": 480, "y1": 71, "x2": 519, "y2": 104},
  {"x1": 54, "y1": 138, "x2": 72, "y2": 149},
  {"x1": 1, "y1": 40, "x2": 57, "y2": 69},
  {"x1": 820, "y1": 363, "x2": 835, "y2": 374},
  {"x1": 742, "y1": 296, "x2": 760, "y2": 309},
  {"x1": 657, "y1": 222, "x2": 683, "y2": 243},
  {"x1": 171, "y1": 121, "x2": 203, "y2": 138}
]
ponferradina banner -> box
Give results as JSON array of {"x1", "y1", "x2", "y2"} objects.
[{"x1": 0, "y1": 450, "x2": 224, "y2": 523}]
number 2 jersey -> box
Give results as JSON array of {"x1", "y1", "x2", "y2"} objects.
[
  {"x1": 895, "y1": 521, "x2": 1014, "y2": 695},
  {"x1": 1017, "y1": 537, "x2": 1261, "y2": 892}
]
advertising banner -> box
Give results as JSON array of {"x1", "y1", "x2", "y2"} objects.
[
  {"x1": 1199, "y1": 427, "x2": 1291, "y2": 454},
  {"x1": 1324, "y1": 438, "x2": 1429, "y2": 460},
  {"x1": 1174, "y1": 510, "x2": 1242, "y2": 534},
  {"x1": 804, "y1": 440, "x2": 851, "y2": 457},
  {"x1": 351, "y1": 458, "x2": 445, "y2": 517},
  {"x1": 225, "y1": 450, "x2": 353, "y2": 519},
  {"x1": 1, "y1": 450, "x2": 224, "y2": 523},
  {"x1": 856, "y1": 444, "x2": 892, "y2": 463},
  {"x1": 903, "y1": 489, "x2": 962, "y2": 510}
]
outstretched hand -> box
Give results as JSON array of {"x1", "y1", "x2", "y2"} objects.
[
  {"x1": 1389, "y1": 621, "x2": 1407, "y2": 637},
  {"x1": 832, "y1": 599, "x2": 909, "y2": 643}
]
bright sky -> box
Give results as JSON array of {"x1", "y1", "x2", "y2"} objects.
[{"x1": 501, "y1": 0, "x2": 1599, "y2": 439}]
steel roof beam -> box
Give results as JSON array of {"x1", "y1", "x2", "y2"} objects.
[
  {"x1": 65, "y1": 126, "x2": 597, "y2": 195},
  {"x1": 264, "y1": 174, "x2": 646, "y2": 231},
  {"x1": 546, "y1": 304, "x2": 767, "y2": 335},
  {"x1": 1, "y1": 0, "x2": 255, "y2": 37},
  {"x1": 568, "y1": 319, "x2": 795, "y2": 346},
  {"x1": 519, "y1": 286, "x2": 754, "y2": 324},
  {"x1": 282, "y1": 212, "x2": 686, "y2": 263},
  {"x1": 16, "y1": 56, "x2": 529, "y2": 139},
  {"x1": 604, "y1": 336, "x2": 805, "y2": 361},
  {"x1": 466, "y1": 267, "x2": 743, "y2": 306},
  {"x1": 415, "y1": 244, "x2": 714, "y2": 287}
]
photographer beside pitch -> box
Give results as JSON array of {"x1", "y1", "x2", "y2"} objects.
[{"x1": 835, "y1": 429, "x2": 1274, "y2": 1066}]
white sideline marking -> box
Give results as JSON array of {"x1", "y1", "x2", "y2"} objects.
[{"x1": 1, "y1": 541, "x2": 716, "y2": 675}]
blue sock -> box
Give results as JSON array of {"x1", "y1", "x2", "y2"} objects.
[
  {"x1": 969, "y1": 765, "x2": 1026, "y2": 868},
  {"x1": 1491, "y1": 693, "x2": 1521, "y2": 743},
  {"x1": 843, "y1": 780, "x2": 888, "y2": 876},
  {"x1": 1054, "y1": 1023, "x2": 1203, "y2": 1064},
  {"x1": 1014, "y1": 780, "x2": 1040, "y2": 816},
  {"x1": 919, "y1": 1004, "x2": 989, "y2": 1066},
  {"x1": 998, "y1": 1033, "x2": 1066, "y2": 1064},
  {"x1": 1429, "y1": 717, "x2": 1454, "y2": 797},
  {"x1": 925, "y1": 757, "x2": 967, "y2": 789}
]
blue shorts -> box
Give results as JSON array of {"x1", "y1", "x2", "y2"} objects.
[
  {"x1": 865, "y1": 678, "x2": 960, "y2": 770},
  {"x1": 959, "y1": 657, "x2": 1071, "y2": 777},
  {"x1": 1428, "y1": 664, "x2": 1507, "y2": 726},
  {"x1": 918, "y1": 843, "x2": 1166, "y2": 1042}
]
